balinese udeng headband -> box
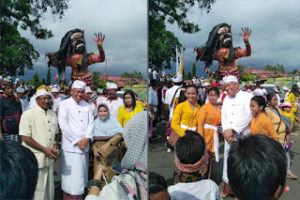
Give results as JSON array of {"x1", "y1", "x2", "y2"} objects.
[{"x1": 174, "y1": 146, "x2": 209, "y2": 173}]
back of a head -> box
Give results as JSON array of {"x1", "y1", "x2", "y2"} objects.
[
  {"x1": 0, "y1": 141, "x2": 38, "y2": 199},
  {"x1": 175, "y1": 130, "x2": 205, "y2": 164},
  {"x1": 228, "y1": 135, "x2": 286, "y2": 200},
  {"x1": 149, "y1": 172, "x2": 170, "y2": 200}
]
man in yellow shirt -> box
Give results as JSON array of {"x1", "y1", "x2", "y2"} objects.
[{"x1": 19, "y1": 89, "x2": 59, "y2": 200}]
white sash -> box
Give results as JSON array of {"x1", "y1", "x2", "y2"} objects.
[
  {"x1": 180, "y1": 124, "x2": 196, "y2": 131},
  {"x1": 204, "y1": 124, "x2": 219, "y2": 162}
]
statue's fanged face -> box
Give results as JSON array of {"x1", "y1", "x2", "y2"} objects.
[
  {"x1": 71, "y1": 31, "x2": 85, "y2": 53},
  {"x1": 218, "y1": 25, "x2": 232, "y2": 47}
]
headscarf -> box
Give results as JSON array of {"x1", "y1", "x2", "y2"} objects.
[
  {"x1": 121, "y1": 111, "x2": 148, "y2": 172},
  {"x1": 93, "y1": 104, "x2": 123, "y2": 137}
]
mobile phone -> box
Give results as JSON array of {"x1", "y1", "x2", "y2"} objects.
[{"x1": 112, "y1": 162, "x2": 122, "y2": 174}]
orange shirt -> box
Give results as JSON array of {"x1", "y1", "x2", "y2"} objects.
[
  {"x1": 197, "y1": 103, "x2": 221, "y2": 153},
  {"x1": 250, "y1": 112, "x2": 278, "y2": 139}
]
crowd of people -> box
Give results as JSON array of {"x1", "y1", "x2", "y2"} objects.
[
  {"x1": 0, "y1": 75, "x2": 147, "y2": 199},
  {"x1": 149, "y1": 70, "x2": 300, "y2": 199}
]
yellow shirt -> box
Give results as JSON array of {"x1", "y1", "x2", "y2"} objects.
[
  {"x1": 286, "y1": 93, "x2": 297, "y2": 113},
  {"x1": 19, "y1": 106, "x2": 58, "y2": 168},
  {"x1": 136, "y1": 100, "x2": 146, "y2": 109},
  {"x1": 250, "y1": 112, "x2": 278, "y2": 139},
  {"x1": 265, "y1": 108, "x2": 286, "y2": 144},
  {"x1": 197, "y1": 102, "x2": 221, "y2": 153},
  {"x1": 171, "y1": 100, "x2": 201, "y2": 137},
  {"x1": 118, "y1": 105, "x2": 144, "y2": 127},
  {"x1": 282, "y1": 110, "x2": 295, "y2": 122}
]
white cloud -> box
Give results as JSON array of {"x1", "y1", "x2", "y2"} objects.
[{"x1": 19, "y1": 0, "x2": 147, "y2": 80}]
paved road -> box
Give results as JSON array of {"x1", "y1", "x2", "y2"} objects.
[{"x1": 149, "y1": 106, "x2": 300, "y2": 199}]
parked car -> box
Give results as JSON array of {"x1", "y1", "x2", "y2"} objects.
[{"x1": 116, "y1": 91, "x2": 124, "y2": 99}]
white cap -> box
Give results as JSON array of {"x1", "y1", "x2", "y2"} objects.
[
  {"x1": 283, "y1": 86, "x2": 289, "y2": 91},
  {"x1": 85, "y1": 86, "x2": 92, "y2": 93},
  {"x1": 35, "y1": 89, "x2": 51, "y2": 98},
  {"x1": 51, "y1": 87, "x2": 59, "y2": 93},
  {"x1": 203, "y1": 82, "x2": 210, "y2": 87},
  {"x1": 106, "y1": 82, "x2": 118, "y2": 90},
  {"x1": 223, "y1": 75, "x2": 238, "y2": 83},
  {"x1": 172, "y1": 73, "x2": 183, "y2": 83},
  {"x1": 72, "y1": 80, "x2": 86, "y2": 90},
  {"x1": 16, "y1": 87, "x2": 25, "y2": 93}
]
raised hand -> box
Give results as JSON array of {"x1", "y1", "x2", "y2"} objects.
[
  {"x1": 94, "y1": 33, "x2": 105, "y2": 46},
  {"x1": 240, "y1": 27, "x2": 251, "y2": 41}
]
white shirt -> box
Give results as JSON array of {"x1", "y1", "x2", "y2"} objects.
[
  {"x1": 253, "y1": 88, "x2": 267, "y2": 96},
  {"x1": 148, "y1": 86, "x2": 158, "y2": 112},
  {"x1": 164, "y1": 85, "x2": 180, "y2": 120},
  {"x1": 19, "y1": 97, "x2": 29, "y2": 112},
  {"x1": 221, "y1": 90, "x2": 253, "y2": 183},
  {"x1": 96, "y1": 96, "x2": 123, "y2": 119},
  {"x1": 58, "y1": 97, "x2": 94, "y2": 153},
  {"x1": 52, "y1": 96, "x2": 63, "y2": 113},
  {"x1": 222, "y1": 90, "x2": 253, "y2": 135},
  {"x1": 168, "y1": 179, "x2": 222, "y2": 200}
]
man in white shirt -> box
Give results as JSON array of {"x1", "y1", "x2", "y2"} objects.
[
  {"x1": 83, "y1": 86, "x2": 97, "y2": 118},
  {"x1": 221, "y1": 75, "x2": 253, "y2": 198},
  {"x1": 16, "y1": 87, "x2": 29, "y2": 112},
  {"x1": 252, "y1": 82, "x2": 267, "y2": 97},
  {"x1": 148, "y1": 80, "x2": 158, "y2": 121},
  {"x1": 164, "y1": 72, "x2": 182, "y2": 121},
  {"x1": 19, "y1": 89, "x2": 58, "y2": 200},
  {"x1": 58, "y1": 80, "x2": 94, "y2": 199},
  {"x1": 51, "y1": 87, "x2": 62, "y2": 114},
  {"x1": 96, "y1": 82, "x2": 123, "y2": 119}
]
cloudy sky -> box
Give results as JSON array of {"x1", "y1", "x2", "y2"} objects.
[
  {"x1": 19, "y1": 0, "x2": 147, "y2": 81},
  {"x1": 164, "y1": 0, "x2": 300, "y2": 78}
]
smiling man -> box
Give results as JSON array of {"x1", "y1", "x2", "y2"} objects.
[
  {"x1": 58, "y1": 80, "x2": 94, "y2": 199},
  {"x1": 19, "y1": 89, "x2": 58, "y2": 200},
  {"x1": 220, "y1": 75, "x2": 253, "y2": 198}
]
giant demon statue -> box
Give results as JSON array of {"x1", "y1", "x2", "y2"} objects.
[
  {"x1": 195, "y1": 23, "x2": 251, "y2": 81},
  {"x1": 47, "y1": 29, "x2": 105, "y2": 89}
]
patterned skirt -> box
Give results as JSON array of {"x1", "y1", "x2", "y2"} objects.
[{"x1": 71, "y1": 72, "x2": 93, "y2": 89}]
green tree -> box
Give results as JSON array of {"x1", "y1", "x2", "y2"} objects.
[
  {"x1": 291, "y1": 69, "x2": 298, "y2": 74},
  {"x1": 46, "y1": 68, "x2": 51, "y2": 85},
  {"x1": 149, "y1": 0, "x2": 215, "y2": 70},
  {"x1": 192, "y1": 62, "x2": 196, "y2": 77},
  {"x1": 92, "y1": 72, "x2": 106, "y2": 90},
  {"x1": 0, "y1": 0, "x2": 69, "y2": 75},
  {"x1": 32, "y1": 72, "x2": 41, "y2": 87}
]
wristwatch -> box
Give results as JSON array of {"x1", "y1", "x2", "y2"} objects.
[{"x1": 87, "y1": 179, "x2": 102, "y2": 190}]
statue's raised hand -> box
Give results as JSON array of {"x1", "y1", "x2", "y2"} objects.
[
  {"x1": 240, "y1": 27, "x2": 251, "y2": 41},
  {"x1": 94, "y1": 33, "x2": 105, "y2": 46}
]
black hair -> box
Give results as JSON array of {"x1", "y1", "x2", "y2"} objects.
[
  {"x1": 185, "y1": 84, "x2": 198, "y2": 94},
  {"x1": 290, "y1": 84, "x2": 299, "y2": 96},
  {"x1": 175, "y1": 130, "x2": 205, "y2": 164},
  {"x1": 207, "y1": 87, "x2": 220, "y2": 96},
  {"x1": 0, "y1": 141, "x2": 38, "y2": 199},
  {"x1": 48, "y1": 29, "x2": 89, "y2": 75},
  {"x1": 97, "y1": 103, "x2": 109, "y2": 112},
  {"x1": 256, "y1": 82, "x2": 261, "y2": 87},
  {"x1": 197, "y1": 23, "x2": 235, "y2": 69},
  {"x1": 149, "y1": 172, "x2": 168, "y2": 195},
  {"x1": 251, "y1": 96, "x2": 267, "y2": 111},
  {"x1": 228, "y1": 135, "x2": 286, "y2": 200},
  {"x1": 266, "y1": 93, "x2": 276, "y2": 103},
  {"x1": 123, "y1": 90, "x2": 136, "y2": 109}
]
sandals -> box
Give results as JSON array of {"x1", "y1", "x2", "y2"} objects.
[{"x1": 286, "y1": 173, "x2": 298, "y2": 180}]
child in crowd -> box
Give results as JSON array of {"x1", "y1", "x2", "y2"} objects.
[{"x1": 250, "y1": 96, "x2": 278, "y2": 140}]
